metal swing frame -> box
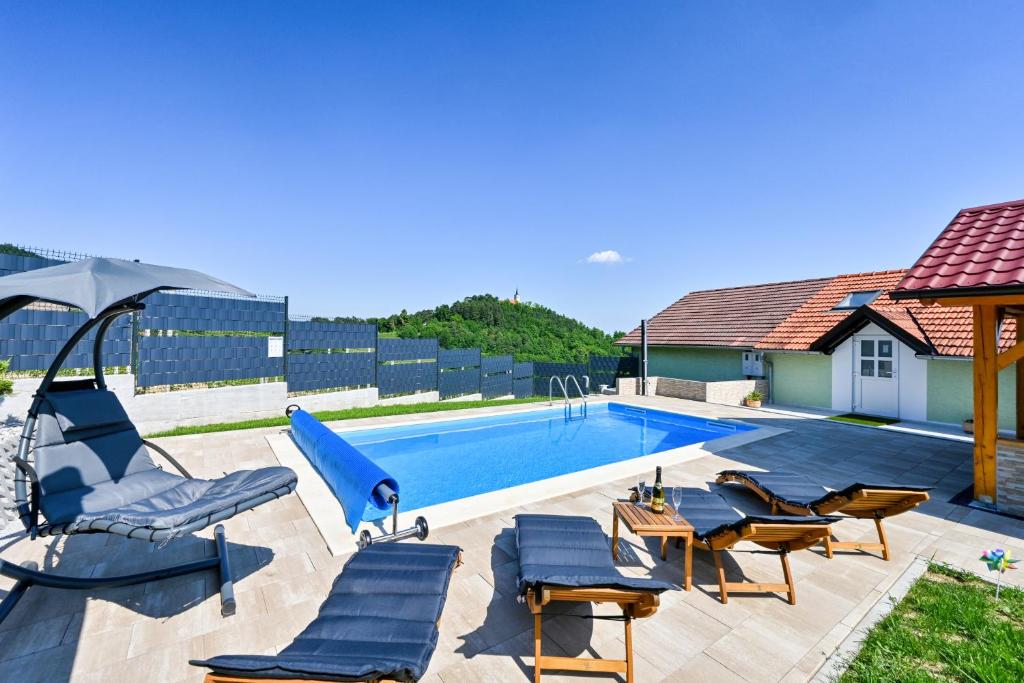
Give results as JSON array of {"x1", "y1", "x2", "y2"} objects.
[{"x1": 0, "y1": 300, "x2": 237, "y2": 623}]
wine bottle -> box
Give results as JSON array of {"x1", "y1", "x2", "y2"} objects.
[{"x1": 651, "y1": 466, "x2": 665, "y2": 514}]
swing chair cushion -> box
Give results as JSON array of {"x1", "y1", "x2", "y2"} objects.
[{"x1": 31, "y1": 388, "x2": 296, "y2": 534}]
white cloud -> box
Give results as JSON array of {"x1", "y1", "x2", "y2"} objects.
[{"x1": 585, "y1": 250, "x2": 627, "y2": 264}]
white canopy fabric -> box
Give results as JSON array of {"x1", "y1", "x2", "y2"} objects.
[{"x1": 0, "y1": 257, "x2": 254, "y2": 319}]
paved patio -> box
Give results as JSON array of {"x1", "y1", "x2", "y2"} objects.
[{"x1": 1, "y1": 396, "x2": 1021, "y2": 682}]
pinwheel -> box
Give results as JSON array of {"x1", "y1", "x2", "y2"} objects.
[{"x1": 979, "y1": 548, "x2": 1018, "y2": 598}]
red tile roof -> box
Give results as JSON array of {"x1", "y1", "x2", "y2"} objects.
[
  {"x1": 893, "y1": 199, "x2": 1024, "y2": 298},
  {"x1": 755, "y1": 270, "x2": 910, "y2": 350},
  {"x1": 616, "y1": 277, "x2": 831, "y2": 348},
  {"x1": 619, "y1": 267, "x2": 1017, "y2": 358}
]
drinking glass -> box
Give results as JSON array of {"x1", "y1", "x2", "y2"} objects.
[
  {"x1": 672, "y1": 487, "x2": 683, "y2": 522},
  {"x1": 636, "y1": 476, "x2": 646, "y2": 507}
]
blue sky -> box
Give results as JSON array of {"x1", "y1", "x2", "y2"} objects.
[{"x1": 3, "y1": 2, "x2": 1024, "y2": 333}]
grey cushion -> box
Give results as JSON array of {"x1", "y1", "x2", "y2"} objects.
[
  {"x1": 673, "y1": 488, "x2": 835, "y2": 542},
  {"x1": 515, "y1": 514, "x2": 675, "y2": 594},
  {"x1": 32, "y1": 387, "x2": 297, "y2": 533},
  {"x1": 718, "y1": 470, "x2": 932, "y2": 513},
  {"x1": 192, "y1": 543, "x2": 461, "y2": 682}
]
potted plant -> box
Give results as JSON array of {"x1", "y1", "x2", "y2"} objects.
[{"x1": 744, "y1": 389, "x2": 764, "y2": 409}]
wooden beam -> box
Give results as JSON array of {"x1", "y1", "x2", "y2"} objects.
[
  {"x1": 997, "y1": 341, "x2": 1024, "y2": 371},
  {"x1": 935, "y1": 295, "x2": 1024, "y2": 307},
  {"x1": 973, "y1": 305, "x2": 999, "y2": 504},
  {"x1": 1017, "y1": 315, "x2": 1024, "y2": 441}
]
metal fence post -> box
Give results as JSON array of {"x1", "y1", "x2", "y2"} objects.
[{"x1": 282, "y1": 296, "x2": 289, "y2": 389}]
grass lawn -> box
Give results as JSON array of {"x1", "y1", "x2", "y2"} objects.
[
  {"x1": 827, "y1": 412, "x2": 901, "y2": 427},
  {"x1": 145, "y1": 396, "x2": 549, "y2": 438},
  {"x1": 839, "y1": 563, "x2": 1024, "y2": 682}
]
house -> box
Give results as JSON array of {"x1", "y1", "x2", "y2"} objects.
[{"x1": 617, "y1": 201, "x2": 1024, "y2": 430}]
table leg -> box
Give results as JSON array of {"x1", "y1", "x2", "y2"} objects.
[
  {"x1": 660, "y1": 535, "x2": 668, "y2": 561},
  {"x1": 612, "y1": 510, "x2": 619, "y2": 561},
  {"x1": 683, "y1": 533, "x2": 692, "y2": 591}
]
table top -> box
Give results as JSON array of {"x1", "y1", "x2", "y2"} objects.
[{"x1": 613, "y1": 501, "x2": 694, "y2": 533}]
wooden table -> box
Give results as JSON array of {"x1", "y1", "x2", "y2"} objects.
[{"x1": 612, "y1": 501, "x2": 694, "y2": 590}]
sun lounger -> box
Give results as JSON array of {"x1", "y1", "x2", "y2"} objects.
[
  {"x1": 192, "y1": 543, "x2": 462, "y2": 683},
  {"x1": 673, "y1": 488, "x2": 837, "y2": 605},
  {"x1": 716, "y1": 470, "x2": 931, "y2": 560},
  {"x1": 515, "y1": 514, "x2": 674, "y2": 683}
]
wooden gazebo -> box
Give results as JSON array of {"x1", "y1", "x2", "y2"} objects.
[{"x1": 892, "y1": 199, "x2": 1024, "y2": 509}]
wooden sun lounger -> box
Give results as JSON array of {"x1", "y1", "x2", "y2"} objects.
[
  {"x1": 674, "y1": 488, "x2": 837, "y2": 605},
  {"x1": 716, "y1": 470, "x2": 932, "y2": 561},
  {"x1": 515, "y1": 514, "x2": 675, "y2": 683}
]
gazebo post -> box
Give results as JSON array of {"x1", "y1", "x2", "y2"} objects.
[
  {"x1": 1016, "y1": 314, "x2": 1024, "y2": 441},
  {"x1": 972, "y1": 304, "x2": 999, "y2": 504}
]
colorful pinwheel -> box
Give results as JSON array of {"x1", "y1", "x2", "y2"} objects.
[{"x1": 979, "y1": 548, "x2": 1018, "y2": 598}]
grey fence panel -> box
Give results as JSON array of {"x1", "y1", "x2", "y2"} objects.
[
  {"x1": 378, "y1": 362, "x2": 437, "y2": 397},
  {"x1": 0, "y1": 309, "x2": 131, "y2": 372},
  {"x1": 287, "y1": 352, "x2": 375, "y2": 393},
  {"x1": 532, "y1": 362, "x2": 588, "y2": 397},
  {"x1": 438, "y1": 347, "x2": 480, "y2": 369},
  {"x1": 589, "y1": 355, "x2": 638, "y2": 390},
  {"x1": 140, "y1": 292, "x2": 285, "y2": 333},
  {"x1": 137, "y1": 335, "x2": 283, "y2": 388},
  {"x1": 378, "y1": 337, "x2": 438, "y2": 363},
  {"x1": 377, "y1": 338, "x2": 438, "y2": 396},
  {"x1": 439, "y1": 368, "x2": 479, "y2": 399},
  {"x1": 137, "y1": 291, "x2": 286, "y2": 388},
  {"x1": 438, "y1": 348, "x2": 480, "y2": 399},
  {"x1": 513, "y1": 362, "x2": 533, "y2": 399},
  {"x1": 288, "y1": 321, "x2": 375, "y2": 351},
  {"x1": 481, "y1": 354, "x2": 514, "y2": 399},
  {"x1": 0, "y1": 253, "x2": 68, "y2": 277},
  {"x1": 287, "y1": 320, "x2": 377, "y2": 393}
]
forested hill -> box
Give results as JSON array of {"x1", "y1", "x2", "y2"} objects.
[{"x1": 319, "y1": 295, "x2": 625, "y2": 363}]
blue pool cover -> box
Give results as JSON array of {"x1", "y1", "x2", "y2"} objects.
[{"x1": 289, "y1": 409, "x2": 398, "y2": 532}]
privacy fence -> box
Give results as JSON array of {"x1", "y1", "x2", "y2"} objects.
[{"x1": 0, "y1": 248, "x2": 637, "y2": 400}]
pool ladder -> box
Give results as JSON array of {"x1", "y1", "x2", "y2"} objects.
[{"x1": 549, "y1": 375, "x2": 588, "y2": 419}]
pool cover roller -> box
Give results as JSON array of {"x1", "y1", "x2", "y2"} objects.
[
  {"x1": 287, "y1": 407, "x2": 398, "y2": 533},
  {"x1": 287, "y1": 407, "x2": 429, "y2": 547}
]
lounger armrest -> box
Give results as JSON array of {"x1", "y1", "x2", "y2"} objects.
[{"x1": 143, "y1": 440, "x2": 193, "y2": 479}]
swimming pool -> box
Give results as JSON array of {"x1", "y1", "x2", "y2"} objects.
[{"x1": 337, "y1": 402, "x2": 752, "y2": 521}]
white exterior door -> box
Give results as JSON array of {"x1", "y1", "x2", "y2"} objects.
[{"x1": 854, "y1": 335, "x2": 899, "y2": 418}]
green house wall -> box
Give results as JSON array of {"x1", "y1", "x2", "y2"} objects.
[
  {"x1": 926, "y1": 358, "x2": 1017, "y2": 431},
  {"x1": 647, "y1": 347, "x2": 744, "y2": 382},
  {"x1": 765, "y1": 352, "x2": 832, "y2": 409}
]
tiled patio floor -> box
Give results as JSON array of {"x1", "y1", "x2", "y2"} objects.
[{"x1": 1, "y1": 396, "x2": 1021, "y2": 682}]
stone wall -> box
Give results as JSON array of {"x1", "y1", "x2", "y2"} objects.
[
  {"x1": 997, "y1": 439, "x2": 1024, "y2": 516},
  {"x1": 614, "y1": 376, "x2": 769, "y2": 407}
]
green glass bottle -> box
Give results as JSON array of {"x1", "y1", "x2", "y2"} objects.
[{"x1": 651, "y1": 466, "x2": 665, "y2": 514}]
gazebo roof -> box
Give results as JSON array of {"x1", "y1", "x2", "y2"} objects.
[{"x1": 892, "y1": 199, "x2": 1024, "y2": 300}]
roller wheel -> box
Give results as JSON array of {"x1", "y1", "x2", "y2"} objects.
[
  {"x1": 415, "y1": 516, "x2": 429, "y2": 541},
  {"x1": 357, "y1": 530, "x2": 373, "y2": 549}
]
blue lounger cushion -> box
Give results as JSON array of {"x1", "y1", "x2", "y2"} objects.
[
  {"x1": 192, "y1": 543, "x2": 461, "y2": 682},
  {"x1": 717, "y1": 470, "x2": 932, "y2": 512},
  {"x1": 671, "y1": 488, "x2": 836, "y2": 542},
  {"x1": 515, "y1": 514, "x2": 675, "y2": 594}
]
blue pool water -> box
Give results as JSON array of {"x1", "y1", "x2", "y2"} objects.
[{"x1": 337, "y1": 402, "x2": 753, "y2": 521}]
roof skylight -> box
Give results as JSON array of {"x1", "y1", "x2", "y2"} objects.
[{"x1": 832, "y1": 290, "x2": 882, "y2": 310}]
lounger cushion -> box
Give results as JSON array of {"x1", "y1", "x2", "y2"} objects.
[
  {"x1": 41, "y1": 465, "x2": 298, "y2": 530},
  {"x1": 192, "y1": 543, "x2": 461, "y2": 682},
  {"x1": 718, "y1": 470, "x2": 932, "y2": 512},
  {"x1": 515, "y1": 514, "x2": 674, "y2": 594},
  {"x1": 672, "y1": 488, "x2": 835, "y2": 542},
  {"x1": 30, "y1": 386, "x2": 298, "y2": 534}
]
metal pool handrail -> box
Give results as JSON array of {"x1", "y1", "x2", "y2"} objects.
[
  {"x1": 549, "y1": 375, "x2": 570, "y2": 408},
  {"x1": 565, "y1": 375, "x2": 588, "y2": 419}
]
